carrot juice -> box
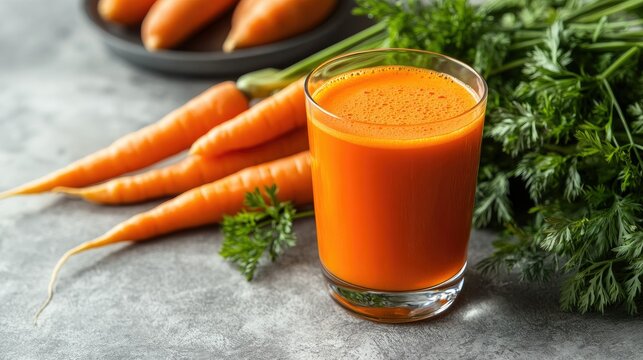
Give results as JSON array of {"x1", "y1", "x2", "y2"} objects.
[{"x1": 305, "y1": 50, "x2": 487, "y2": 321}]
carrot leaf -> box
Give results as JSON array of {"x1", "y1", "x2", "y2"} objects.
[{"x1": 220, "y1": 185, "x2": 312, "y2": 281}]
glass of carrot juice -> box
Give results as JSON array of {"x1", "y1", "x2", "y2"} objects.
[{"x1": 304, "y1": 49, "x2": 487, "y2": 322}]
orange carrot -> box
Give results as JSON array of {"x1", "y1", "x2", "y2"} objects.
[
  {"x1": 98, "y1": 0, "x2": 157, "y2": 25},
  {"x1": 35, "y1": 151, "x2": 312, "y2": 321},
  {"x1": 142, "y1": 0, "x2": 238, "y2": 51},
  {"x1": 55, "y1": 128, "x2": 309, "y2": 204},
  {"x1": 0, "y1": 82, "x2": 248, "y2": 199},
  {"x1": 223, "y1": 0, "x2": 338, "y2": 52},
  {"x1": 190, "y1": 78, "x2": 306, "y2": 158}
]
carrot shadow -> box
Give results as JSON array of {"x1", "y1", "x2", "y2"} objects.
[{"x1": 65, "y1": 225, "x2": 219, "y2": 284}]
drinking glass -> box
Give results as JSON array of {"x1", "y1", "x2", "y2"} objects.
[{"x1": 304, "y1": 49, "x2": 487, "y2": 322}]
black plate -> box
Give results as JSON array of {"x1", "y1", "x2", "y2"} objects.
[{"x1": 82, "y1": 0, "x2": 352, "y2": 76}]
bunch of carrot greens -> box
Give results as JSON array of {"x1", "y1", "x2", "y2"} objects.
[{"x1": 230, "y1": 0, "x2": 643, "y2": 314}]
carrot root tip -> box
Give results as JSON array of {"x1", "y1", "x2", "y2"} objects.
[
  {"x1": 222, "y1": 38, "x2": 236, "y2": 53},
  {"x1": 33, "y1": 248, "x2": 76, "y2": 325},
  {"x1": 0, "y1": 189, "x2": 18, "y2": 200},
  {"x1": 144, "y1": 35, "x2": 162, "y2": 51},
  {"x1": 52, "y1": 187, "x2": 84, "y2": 196},
  {"x1": 33, "y1": 241, "x2": 91, "y2": 325},
  {"x1": 188, "y1": 146, "x2": 200, "y2": 156},
  {"x1": 97, "y1": 0, "x2": 114, "y2": 20}
]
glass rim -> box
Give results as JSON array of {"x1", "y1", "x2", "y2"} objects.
[{"x1": 304, "y1": 48, "x2": 488, "y2": 128}]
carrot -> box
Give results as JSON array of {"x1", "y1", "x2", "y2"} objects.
[
  {"x1": 55, "y1": 128, "x2": 309, "y2": 204},
  {"x1": 190, "y1": 78, "x2": 306, "y2": 158},
  {"x1": 98, "y1": 0, "x2": 157, "y2": 25},
  {"x1": 142, "y1": 0, "x2": 238, "y2": 51},
  {"x1": 35, "y1": 151, "x2": 313, "y2": 321},
  {"x1": 223, "y1": 0, "x2": 338, "y2": 52},
  {"x1": 0, "y1": 82, "x2": 248, "y2": 199}
]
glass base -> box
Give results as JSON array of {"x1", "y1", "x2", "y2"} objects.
[{"x1": 323, "y1": 263, "x2": 465, "y2": 323}]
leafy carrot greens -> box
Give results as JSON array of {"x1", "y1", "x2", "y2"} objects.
[
  {"x1": 224, "y1": 0, "x2": 643, "y2": 314},
  {"x1": 220, "y1": 185, "x2": 313, "y2": 280}
]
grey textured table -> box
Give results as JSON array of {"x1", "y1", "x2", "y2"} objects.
[{"x1": 1, "y1": 1, "x2": 641, "y2": 359}]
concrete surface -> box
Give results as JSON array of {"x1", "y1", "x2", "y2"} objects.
[{"x1": 1, "y1": 0, "x2": 642, "y2": 359}]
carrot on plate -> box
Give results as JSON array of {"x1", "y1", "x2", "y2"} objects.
[
  {"x1": 35, "y1": 151, "x2": 313, "y2": 320},
  {"x1": 55, "y1": 128, "x2": 309, "y2": 204},
  {"x1": 190, "y1": 78, "x2": 306, "y2": 158},
  {"x1": 0, "y1": 81, "x2": 248, "y2": 199},
  {"x1": 142, "y1": 0, "x2": 238, "y2": 51},
  {"x1": 98, "y1": 0, "x2": 157, "y2": 25},
  {"x1": 223, "y1": 0, "x2": 338, "y2": 52}
]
